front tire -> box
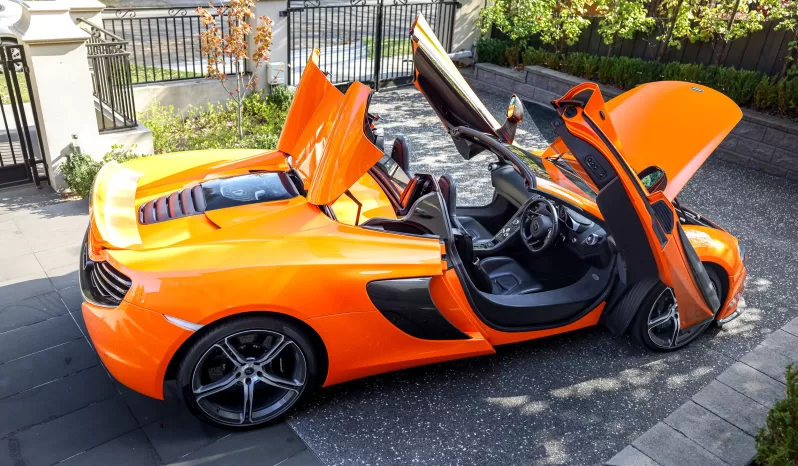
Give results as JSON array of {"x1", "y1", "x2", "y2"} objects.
[{"x1": 176, "y1": 315, "x2": 320, "y2": 429}]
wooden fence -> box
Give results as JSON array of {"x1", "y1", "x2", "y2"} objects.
[{"x1": 496, "y1": 18, "x2": 794, "y2": 76}]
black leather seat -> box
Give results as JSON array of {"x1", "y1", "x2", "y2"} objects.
[
  {"x1": 480, "y1": 257, "x2": 544, "y2": 295},
  {"x1": 437, "y1": 175, "x2": 492, "y2": 241}
]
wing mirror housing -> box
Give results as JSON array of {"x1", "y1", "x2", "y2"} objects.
[
  {"x1": 638, "y1": 166, "x2": 668, "y2": 193},
  {"x1": 497, "y1": 94, "x2": 524, "y2": 144}
]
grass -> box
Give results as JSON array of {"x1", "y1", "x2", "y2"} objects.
[
  {"x1": 0, "y1": 73, "x2": 30, "y2": 104},
  {"x1": 362, "y1": 37, "x2": 411, "y2": 60},
  {"x1": 129, "y1": 64, "x2": 202, "y2": 84}
]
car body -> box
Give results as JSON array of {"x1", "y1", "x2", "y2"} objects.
[{"x1": 80, "y1": 15, "x2": 746, "y2": 428}]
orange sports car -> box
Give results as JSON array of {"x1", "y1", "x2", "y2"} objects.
[{"x1": 80, "y1": 15, "x2": 747, "y2": 428}]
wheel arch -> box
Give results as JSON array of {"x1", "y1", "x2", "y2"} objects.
[
  {"x1": 702, "y1": 261, "x2": 729, "y2": 307},
  {"x1": 163, "y1": 310, "x2": 329, "y2": 388}
]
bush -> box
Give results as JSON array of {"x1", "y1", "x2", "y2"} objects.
[
  {"x1": 475, "y1": 42, "x2": 798, "y2": 117},
  {"x1": 755, "y1": 363, "x2": 798, "y2": 466},
  {"x1": 61, "y1": 145, "x2": 146, "y2": 198},
  {"x1": 141, "y1": 86, "x2": 294, "y2": 154}
]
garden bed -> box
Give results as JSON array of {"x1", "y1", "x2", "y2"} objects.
[{"x1": 467, "y1": 62, "x2": 798, "y2": 182}]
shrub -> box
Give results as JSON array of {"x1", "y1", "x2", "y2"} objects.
[
  {"x1": 755, "y1": 363, "x2": 798, "y2": 466},
  {"x1": 141, "y1": 86, "x2": 293, "y2": 154},
  {"x1": 505, "y1": 45, "x2": 521, "y2": 68},
  {"x1": 476, "y1": 37, "x2": 511, "y2": 66},
  {"x1": 61, "y1": 145, "x2": 146, "y2": 198}
]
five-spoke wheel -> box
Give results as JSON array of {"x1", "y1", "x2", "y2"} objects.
[{"x1": 177, "y1": 316, "x2": 320, "y2": 428}]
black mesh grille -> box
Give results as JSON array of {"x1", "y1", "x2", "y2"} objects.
[
  {"x1": 139, "y1": 185, "x2": 206, "y2": 225},
  {"x1": 652, "y1": 200, "x2": 675, "y2": 234},
  {"x1": 80, "y1": 234, "x2": 132, "y2": 307}
]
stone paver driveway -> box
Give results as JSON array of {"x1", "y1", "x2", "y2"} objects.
[{"x1": 0, "y1": 185, "x2": 320, "y2": 466}]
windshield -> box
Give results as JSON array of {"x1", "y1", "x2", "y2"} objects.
[{"x1": 506, "y1": 145, "x2": 598, "y2": 200}]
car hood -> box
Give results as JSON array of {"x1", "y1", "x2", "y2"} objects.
[{"x1": 277, "y1": 50, "x2": 384, "y2": 205}]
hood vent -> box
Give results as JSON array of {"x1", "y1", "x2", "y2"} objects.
[{"x1": 139, "y1": 185, "x2": 206, "y2": 225}]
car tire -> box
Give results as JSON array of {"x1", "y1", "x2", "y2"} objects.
[
  {"x1": 176, "y1": 314, "x2": 320, "y2": 429},
  {"x1": 630, "y1": 280, "x2": 713, "y2": 352}
]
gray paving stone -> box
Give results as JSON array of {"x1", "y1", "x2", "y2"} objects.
[
  {"x1": 168, "y1": 423, "x2": 307, "y2": 466},
  {"x1": 0, "y1": 233, "x2": 32, "y2": 261},
  {"x1": 142, "y1": 408, "x2": 229, "y2": 463},
  {"x1": 277, "y1": 449, "x2": 325, "y2": 466},
  {"x1": 760, "y1": 329, "x2": 798, "y2": 361},
  {"x1": 45, "y1": 263, "x2": 78, "y2": 290},
  {"x1": 664, "y1": 401, "x2": 755, "y2": 466},
  {"x1": 692, "y1": 380, "x2": 770, "y2": 436},
  {"x1": 0, "y1": 366, "x2": 116, "y2": 438},
  {"x1": 58, "y1": 285, "x2": 84, "y2": 313},
  {"x1": 122, "y1": 381, "x2": 183, "y2": 427},
  {"x1": 632, "y1": 422, "x2": 727, "y2": 466},
  {"x1": 0, "y1": 314, "x2": 83, "y2": 364},
  {"x1": 0, "y1": 254, "x2": 43, "y2": 282},
  {"x1": 33, "y1": 242, "x2": 81, "y2": 272},
  {"x1": 741, "y1": 346, "x2": 794, "y2": 383},
  {"x1": 783, "y1": 317, "x2": 798, "y2": 337},
  {"x1": 0, "y1": 291, "x2": 67, "y2": 334},
  {"x1": 0, "y1": 271, "x2": 55, "y2": 308},
  {"x1": 717, "y1": 362, "x2": 787, "y2": 407},
  {"x1": 0, "y1": 395, "x2": 138, "y2": 466},
  {"x1": 0, "y1": 339, "x2": 98, "y2": 399},
  {"x1": 605, "y1": 446, "x2": 661, "y2": 466},
  {"x1": 23, "y1": 226, "x2": 87, "y2": 254},
  {"x1": 58, "y1": 429, "x2": 160, "y2": 466}
]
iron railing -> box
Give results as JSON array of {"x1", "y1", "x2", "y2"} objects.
[
  {"x1": 285, "y1": 0, "x2": 459, "y2": 90},
  {"x1": 79, "y1": 19, "x2": 138, "y2": 132},
  {"x1": 102, "y1": 6, "x2": 234, "y2": 84}
]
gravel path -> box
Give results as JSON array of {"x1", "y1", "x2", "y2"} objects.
[{"x1": 287, "y1": 84, "x2": 798, "y2": 466}]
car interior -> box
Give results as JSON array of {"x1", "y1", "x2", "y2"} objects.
[{"x1": 362, "y1": 119, "x2": 618, "y2": 332}]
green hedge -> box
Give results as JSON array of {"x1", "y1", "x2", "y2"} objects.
[
  {"x1": 476, "y1": 38, "x2": 798, "y2": 117},
  {"x1": 755, "y1": 363, "x2": 798, "y2": 466}
]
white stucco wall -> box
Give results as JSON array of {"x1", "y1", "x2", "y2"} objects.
[{"x1": 133, "y1": 78, "x2": 235, "y2": 116}]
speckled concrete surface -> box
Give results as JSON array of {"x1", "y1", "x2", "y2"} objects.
[{"x1": 287, "y1": 85, "x2": 798, "y2": 465}]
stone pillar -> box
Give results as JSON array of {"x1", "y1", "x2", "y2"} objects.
[
  {"x1": 11, "y1": 1, "x2": 101, "y2": 191},
  {"x1": 253, "y1": 0, "x2": 288, "y2": 90},
  {"x1": 64, "y1": 0, "x2": 106, "y2": 26},
  {"x1": 451, "y1": 0, "x2": 483, "y2": 55}
]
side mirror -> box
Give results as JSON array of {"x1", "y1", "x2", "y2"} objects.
[
  {"x1": 638, "y1": 166, "x2": 667, "y2": 193},
  {"x1": 497, "y1": 94, "x2": 524, "y2": 144},
  {"x1": 390, "y1": 136, "x2": 410, "y2": 174}
]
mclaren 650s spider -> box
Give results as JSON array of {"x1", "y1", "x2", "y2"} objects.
[{"x1": 80, "y1": 15, "x2": 747, "y2": 428}]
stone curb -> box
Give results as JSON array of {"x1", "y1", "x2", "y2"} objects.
[{"x1": 605, "y1": 316, "x2": 798, "y2": 466}]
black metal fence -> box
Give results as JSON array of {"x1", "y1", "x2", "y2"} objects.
[
  {"x1": 286, "y1": 0, "x2": 459, "y2": 90},
  {"x1": 515, "y1": 17, "x2": 794, "y2": 76},
  {"x1": 102, "y1": 6, "x2": 234, "y2": 84},
  {"x1": 0, "y1": 44, "x2": 47, "y2": 188},
  {"x1": 79, "y1": 19, "x2": 138, "y2": 132}
]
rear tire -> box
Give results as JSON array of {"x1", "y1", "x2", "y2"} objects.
[{"x1": 176, "y1": 315, "x2": 320, "y2": 429}]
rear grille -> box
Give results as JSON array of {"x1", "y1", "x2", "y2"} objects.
[
  {"x1": 139, "y1": 185, "x2": 206, "y2": 225},
  {"x1": 79, "y1": 233, "x2": 132, "y2": 307}
]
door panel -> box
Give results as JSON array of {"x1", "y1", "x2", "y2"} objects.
[{"x1": 552, "y1": 83, "x2": 718, "y2": 328}]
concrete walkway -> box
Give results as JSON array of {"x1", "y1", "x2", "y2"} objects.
[
  {"x1": 607, "y1": 316, "x2": 798, "y2": 466},
  {"x1": 0, "y1": 184, "x2": 321, "y2": 466}
]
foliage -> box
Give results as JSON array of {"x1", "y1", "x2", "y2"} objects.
[
  {"x1": 755, "y1": 363, "x2": 798, "y2": 466},
  {"x1": 140, "y1": 87, "x2": 293, "y2": 154},
  {"x1": 594, "y1": 0, "x2": 655, "y2": 54},
  {"x1": 61, "y1": 145, "x2": 146, "y2": 198},
  {"x1": 477, "y1": 42, "x2": 798, "y2": 116},
  {"x1": 198, "y1": 0, "x2": 274, "y2": 138},
  {"x1": 129, "y1": 64, "x2": 200, "y2": 83},
  {"x1": 652, "y1": 0, "x2": 699, "y2": 60},
  {"x1": 362, "y1": 37, "x2": 411, "y2": 60},
  {"x1": 0, "y1": 72, "x2": 30, "y2": 104},
  {"x1": 481, "y1": 0, "x2": 592, "y2": 54},
  {"x1": 691, "y1": 0, "x2": 768, "y2": 64},
  {"x1": 769, "y1": 0, "x2": 798, "y2": 77},
  {"x1": 477, "y1": 37, "x2": 510, "y2": 66}
]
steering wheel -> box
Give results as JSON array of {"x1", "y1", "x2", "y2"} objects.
[{"x1": 520, "y1": 198, "x2": 559, "y2": 255}]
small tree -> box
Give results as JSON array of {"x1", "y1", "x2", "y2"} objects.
[
  {"x1": 691, "y1": 0, "x2": 768, "y2": 65},
  {"x1": 652, "y1": 0, "x2": 699, "y2": 61},
  {"x1": 595, "y1": 0, "x2": 656, "y2": 56},
  {"x1": 197, "y1": 0, "x2": 274, "y2": 139},
  {"x1": 481, "y1": 0, "x2": 592, "y2": 55},
  {"x1": 769, "y1": 0, "x2": 798, "y2": 77}
]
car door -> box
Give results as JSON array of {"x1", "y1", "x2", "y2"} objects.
[{"x1": 550, "y1": 83, "x2": 721, "y2": 329}]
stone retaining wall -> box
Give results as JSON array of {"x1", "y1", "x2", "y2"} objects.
[{"x1": 468, "y1": 63, "x2": 798, "y2": 182}]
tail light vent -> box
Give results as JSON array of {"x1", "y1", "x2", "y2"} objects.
[
  {"x1": 139, "y1": 185, "x2": 206, "y2": 225},
  {"x1": 89, "y1": 261, "x2": 131, "y2": 306}
]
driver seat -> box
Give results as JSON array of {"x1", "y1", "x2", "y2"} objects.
[
  {"x1": 438, "y1": 175, "x2": 544, "y2": 296},
  {"x1": 437, "y1": 175, "x2": 492, "y2": 241}
]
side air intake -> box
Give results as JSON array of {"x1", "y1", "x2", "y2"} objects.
[{"x1": 139, "y1": 185, "x2": 206, "y2": 225}]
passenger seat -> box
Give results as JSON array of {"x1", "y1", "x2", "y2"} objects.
[{"x1": 438, "y1": 175, "x2": 492, "y2": 241}]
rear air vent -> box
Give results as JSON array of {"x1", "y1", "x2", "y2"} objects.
[{"x1": 139, "y1": 185, "x2": 206, "y2": 225}]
